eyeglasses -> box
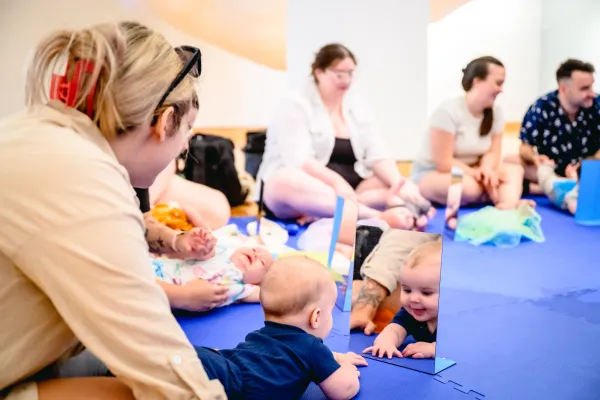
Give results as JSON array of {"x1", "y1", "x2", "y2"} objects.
[
  {"x1": 327, "y1": 68, "x2": 355, "y2": 79},
  {"x1": 155, "y1": 45, "x2": 202, "y2": 112}
]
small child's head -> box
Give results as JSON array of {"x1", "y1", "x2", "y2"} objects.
[
  {"x1": 229, "y1": 246, "x2": 275, "y2": 285},
  {"x1": 399, "y1": 240, "x2": 442, "y2": 324},
  {"x1": 260, "y1": 256, "x2": 337, "y2": 339}
]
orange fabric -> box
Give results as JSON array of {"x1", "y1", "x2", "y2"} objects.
[{"x1": 373, "y1": 308, "x2": 396, "y2": 334}]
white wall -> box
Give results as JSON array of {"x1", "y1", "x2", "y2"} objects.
[
  {"x1": 287, "y1": 0, "x2": 430, "y2": 161},
  {"x1": 428, "y1": 0, "x2": 542, "y2": 123},
  {"x1": 0, "y1": 0, "x2": 286, "y2": 127},
  {"x1": 540, "y1": 0, "x2": 600, "y2": 94}
]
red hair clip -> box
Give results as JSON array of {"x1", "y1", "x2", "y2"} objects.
[{"x1": 49, "y1": 59, "x2": 97, "y2": 119}]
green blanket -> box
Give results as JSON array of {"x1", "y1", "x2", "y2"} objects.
[{"x1": 455, "y1": 204, "x2": 545, "y2": 248}]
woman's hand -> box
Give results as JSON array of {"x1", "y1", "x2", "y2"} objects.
[
  {"x1": 390, "y1": 179, "x2": 435, "y2": 219},
  {"x1": 474, "y1": 166, "x2": 501, "y2": 203},
  {"x1": 174, "y1": 227, "x2": 217, "y2": 260},
  {"x1": 178, "y1": 279, "x2": 229, "y2": 312}
]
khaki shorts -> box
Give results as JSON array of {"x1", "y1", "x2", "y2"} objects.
[{"x1": 1, "y1": 382, "x2": 37, "y2": 400}]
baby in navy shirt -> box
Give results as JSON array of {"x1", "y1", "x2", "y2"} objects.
[
  {"x1": 363, "y1": 240, "x2": 441, "y2": 359},
  {"x1": 195, "y1": 255, "x2": 366, "y2": 400}
]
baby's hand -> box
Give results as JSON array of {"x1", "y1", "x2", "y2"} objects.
[
  {"x1": 176, "y1": 227, "x2": 217, "y2": 260},
  {"x1": 339, "y1": 362, "x2": 360, "y2": 378},
  {"x1": 363, "y1": 337, "x2": 402, "y2": 359},
  {"x1": 333, "y1": 352, "x2": 368, "y2": 367},
  {"x1": 401, "y1": 342, "x2": 436, "y2": 359}
]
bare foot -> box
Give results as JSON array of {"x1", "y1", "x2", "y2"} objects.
[
  {"x1": 495, "y1": 199, "x2": 536, "y2": 210},
  {"x1": 379, "y1": 207, "x2": 415, "y2": 230},
  {"x1": 565, "y1": 163, "x2": 579, "y2": 180},
  {"x1": 446, "y1": 216, "x2": 458, "y2": 230}
]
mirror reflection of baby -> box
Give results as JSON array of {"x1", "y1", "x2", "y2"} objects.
[
  {"x1": 194, "y1": 256, "x2": 367, "y2": 400},
  {"x1": 363, "y1": 240, "x2": 441, "y2": 359},
  {"x1": 151, "y1": 246, "x2": 275, "y2": 307}
]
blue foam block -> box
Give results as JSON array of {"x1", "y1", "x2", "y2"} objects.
[{"x1": 575, "y1": 160, "x2": 600, "y2": 226}]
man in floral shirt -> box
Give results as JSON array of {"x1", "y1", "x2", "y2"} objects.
[{"x1": 514, "y1": 59, "x2": 600, "y2": 192}]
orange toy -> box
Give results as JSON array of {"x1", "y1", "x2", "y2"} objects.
[{"x1": 151, "y1": 202, "x2": 194, "y2": 231}]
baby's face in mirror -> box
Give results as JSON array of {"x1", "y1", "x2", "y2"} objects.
[
  {"x1": 399, "y1": 265, "x2": 440, "y2": 323},
  {"x1": 230, "y1": 247, "x2": 275, "y2": 285}
]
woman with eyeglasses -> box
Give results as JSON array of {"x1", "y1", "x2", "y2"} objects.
[
  {"x1": 0, "y1": 22, "x2": 226, "y2": 400},
  {"x1": 255, "y1": 43, "x2": 435, "y2": 231},
  {"x1": 142, "y1": 46, "x2": 231, "y2": 230}
]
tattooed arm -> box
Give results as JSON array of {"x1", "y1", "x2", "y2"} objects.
[
  {"x1": 350, "y1": 278, "x2": 387, "y2": 333},
  {"x1": 143, "y1": 212, "x2": 181, "y2": 254},
  {"x1": 355, "y1": 278, "x2": 388, "y2": 310}
]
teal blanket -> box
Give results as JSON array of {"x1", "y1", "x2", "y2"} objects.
[{"x1": 455, "y1": 204, "x2": 545, "y2": 248}]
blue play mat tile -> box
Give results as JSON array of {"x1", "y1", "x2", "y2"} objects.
[{"x1": 435, "y1": 302, "x2": 600, "y2": 400}]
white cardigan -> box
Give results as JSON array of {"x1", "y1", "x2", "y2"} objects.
[{"x1": 255, "y1": 80, "x2": 390, "y2": 200}]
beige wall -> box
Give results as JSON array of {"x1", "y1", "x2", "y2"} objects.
[{"x1": 0, "y1": 0, "x2": 286, "y2": 126}]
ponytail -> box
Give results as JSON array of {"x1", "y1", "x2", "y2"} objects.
[{"x1": 480, "y1": 108, "x2": 493, "y2": 136}]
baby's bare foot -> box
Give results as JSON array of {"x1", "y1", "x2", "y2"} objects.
[{"x1": 379, "y1": 207, "x2": 415, "y2": 230}]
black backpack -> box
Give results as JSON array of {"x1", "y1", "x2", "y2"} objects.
[
  {"x1": 243, "y1": 130, "x2": 266, "y2": 179},
  {"x1": 181, "y1": 133, "x2": 249, "y2": 207},
  {"x1": 353, "y1": 225, "x2": 385, "y2": 281}
]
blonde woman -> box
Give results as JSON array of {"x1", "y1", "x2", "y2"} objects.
[{"x1": 0, "y1": 22, "x2": 225, "y2": 400}]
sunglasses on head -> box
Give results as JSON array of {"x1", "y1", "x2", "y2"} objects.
[{"x1": 154, "y1": 45, "x2": 202, "y2": 112}]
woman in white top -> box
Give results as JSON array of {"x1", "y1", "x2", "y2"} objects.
[
  {"x1": 0, "y1": 22, "x2": 225, "y2": 399},
  {"x1": 256, "y1": 44, "x2": 434, "y2": 230},
  {"x1": 411, "y1": 56, "x2": 530, "y2": 214}
]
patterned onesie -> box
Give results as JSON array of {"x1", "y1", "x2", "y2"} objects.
[{"x1": 150, "y1": 247, "x2": 257, "y2": 306}]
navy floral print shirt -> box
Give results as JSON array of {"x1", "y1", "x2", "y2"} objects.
[{"x1": 520, "y1": 90, "x2": 600, "y2": 176}]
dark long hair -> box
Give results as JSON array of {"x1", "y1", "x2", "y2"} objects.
[{"x1": 462, "y1": 56, "x2": 504, "y2": 136}]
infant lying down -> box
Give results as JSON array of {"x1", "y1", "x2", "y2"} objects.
[
  {"x1": 195, "y1": 256, "x2": 367, "y2": 400},
  {"x1": 151, "y1": 245, "x2": 275, "y2": 306}
]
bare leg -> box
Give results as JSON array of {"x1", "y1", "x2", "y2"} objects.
[
  {"x1": 356, "y1": 177, "x2": 428, "y2": 230},
  {"x1": 337, "y1": 200, "x2": 359, "y2": 247},
  {"x1": 29, "y1": 377, "x2": 134, "y2": 400},
  {"x1": 503, "y1": 154, "x2": 543, "y2": 194},
  {"x1": 495, "y1": 163, "x2": 530, "y2": 209},
  {"x1": 263, "y1": 168, "x2": 381, "y2": 220},
  {"x1": 417, "y1": 171, "x2": 488, "y2": 206},
  {"x1": 355, "y1": 177, "x2": 390, "y2": 210},
  {"x1": 158, "y1": 175, "x2": 231, "y2": 230}
]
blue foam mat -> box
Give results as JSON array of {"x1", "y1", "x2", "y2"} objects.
[
  {"x1": 436, "y1": 198, "x2": 600, "y2": 300},
  {"x1": 435, "y1": 302, "x2": 600, "y2": 400},
  {"x1": 179, "y1": 200, "x2": 600, "y2": 399}
]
